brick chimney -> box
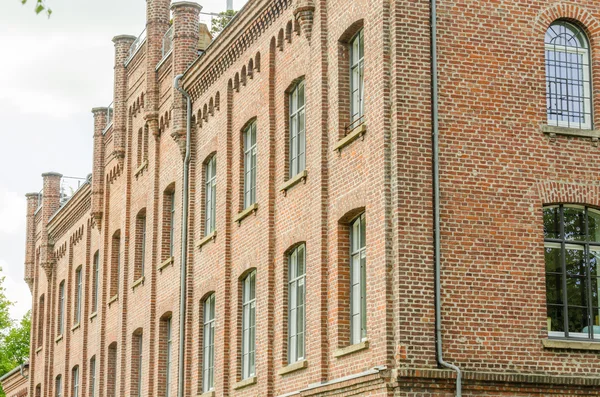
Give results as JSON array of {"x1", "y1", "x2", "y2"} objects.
[
  {"x1": 24, "y1": 192, "x2": 40, "y2": 290},
  {"x1": 91, "y1": 107, "x2": 108, "y2": 228},
  {"x1": 145, "y1": 0, "x2": 172, "y2": 137},
  {"x1": 112, "y1": 35, "x2": 137, "y2": 164},
  {"x1": 170, "y1": 1, "x2": 202, "y2": 154},
  {"x1": 39, "y1": 172, "x2": 62, "y2": 276}
]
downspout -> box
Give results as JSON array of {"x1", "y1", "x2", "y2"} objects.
[
  {"x1": 431, "y1": 0, "x2": 462, "y2": 396},
  {"x1": 174, "y1": 74, "x2": 192, "y2": 397}
]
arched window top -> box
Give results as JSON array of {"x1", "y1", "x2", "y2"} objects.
[{"x1": 545, "y1": 21, "x2": 588, "y2": 49}]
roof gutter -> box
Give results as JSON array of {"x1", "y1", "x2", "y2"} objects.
[
  {"x1": 431, "y1": 0, "x2": 462, "y2": 395},
  {"x1": 174, "y1": 74, "x2": 192, "y2": 397}
]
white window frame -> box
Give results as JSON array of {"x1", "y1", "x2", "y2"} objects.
[
  {"x1": 140, "y1": 215, "x2": 147, "y2": 278},
  {"x1": 74, "y1": 267, "x2": 82, "y2": 324},
  {"x1": 92, "y1": 252, "x2": 99, "y2": 313},
  {"x1": 205, "y1": 157, "x2": 217, "y2": 236},
  {"x1": 203, "y1": 294, "x2": 216, "y2": 393},
  {"x1": 350, "y1": 29, "x2": 365, "y2": 127},
  {"x1": 289, "y1": 80, "x2": 306, "y2": 178},
  {"x1": 288, "y1": 244, "x2": 306, "y2": 363},
  {"x1": 545, "y1": 22, "x2": 592, "y2": 130},
  {"x1": 90, "y1": 356, "x2": 96, "y2": 397},
  {"x1": 241, "y1": 271, "x2": 256, "y2": 379},
  {"x1": 350, "y1": 213, "x2": 367, "y2": 344},
  {"x1": 58, "y1": 281, "x2": 65, "y2": 335},
  {"x1": 169, "y1": 192, "x2": 175, "y2": 257},
  {"x1": 165, "y1": 318, "x2": 172, "y2": 397},
  {"x1": 243, "y1": 121, "x2": 257, "y2": 209},
  {"x1": 55, "y1": 375, "x2": 62, "y2": 397},
  {"x1": 72, "y1": 366, "x2": 79, "y2": 397}
]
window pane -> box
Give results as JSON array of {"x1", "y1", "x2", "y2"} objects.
[
  {"x1": 568, "y1": 306, "x2": 589, "y2": 336},
  {"x1": 546, "y1": 274, "x2": 563, "y2": 304},
  {"x1": 547, "y1": 305, "x2": 565, "y2": 332},
  {"x1": 544, "y1": 244, "x2": 562, "y2": 273},
  {"x1": 566, "y1": 276, "x2": 587, "y2": 307},
  {"x1": 588, "y1": 209, "x2": 600, "y2": 242},
  {"x1": 564, "y1": 206, "x2": 585, "y2": 241},
  {"x1": 565, "y1": 246, "x2": 585, "y2": 276},
  {"x1": 543, "y1": 207, "x2": 560, "y2": 239}
]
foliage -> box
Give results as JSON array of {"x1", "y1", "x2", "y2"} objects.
[
  {"x1": 0, "y1": 268, "x2": 31, "y2": 397},
  {"x1": 210, "y1": 10, "x2": 237, "y2": 36},
  {"x1": 20, "y1": 0, "x2": 52, "y2": 17}
]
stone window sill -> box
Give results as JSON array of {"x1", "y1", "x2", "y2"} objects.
[
  {"x1": 278, "y1": 359, "x2": 308, "y2": 376},
  {"x1": 89, "y1": 312, "x2": 97, "y2": 321},
  {"x1": 198, "y1": 391, "x2": 215, "y2": 397},
  {"x1": 334, "y1": 340, "x2": 369, "y2": 358},
  {"x1": 71, "y1": 323, "x2": 80, "y2": 333},
  {"x1": 135, "y1": 160, "x2": 149, "y2": 177},
  {"x1": 132, "y1": 276, "x2": 145, "y2": 290},
  {"x1": 235, "y1": 203, "x2": 258, "y2": 224},
  {"x1": 35, "y1": 346, "x2": 42, "y2": 355},
  {"x1": 335, "y1": 123, "x2": 367, "y2": 152},
  {"x1": 280, "y1": 170, "x2": 307, "y2": 195},
  {"x1": 542, "y1": 338, "x2": 600, "y2": 351},
  {"x1": 108, "y1": 294, "x2": 119, "y2": 307},
  {"x1": 55, "y1": 334, "x2": 63, "y2": 344},
  {"x1": 159, "y1": 257, "x2": 174, "y2": 272},
  {"x1": 197, "y1": 231, "x2": 217, "y2": 250},
  {"x1": 541, "y1": 125, "x2": 600, "y2": 141},
  {"x1": 233, "y1": 376, "x2": 257, "y2": 390}
]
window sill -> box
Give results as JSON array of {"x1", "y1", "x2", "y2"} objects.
[
  {"x1": 35, "y1": 346, "x2": 42, "y2": 355},
  {"x1": 233, "y1": 376, "x2": 257, "y2": 390},
  {"x1": 335, "y1": 123, "x2": 367, "y2": 152},
  {"x1": 132, "y1": 276, "x2": 145, "y2": 290},
  {"x1": 235, "y1": 203, "x2": 258, "y2": 224},
  {"x1": 541, "y1": 125, "x2": 600, "y2": 141},
  {"x1": 280, "y1": 170, "x2": 307, "y2": 195},
  {"x1": 198, "y1": 391, "x2": 215, "y2": 397},
  {"x1": 542, "y1": 338, "x2": 600, "y2": 351},
  {"x1": 108, "y1": 294, "x2": 119, "y2": 307},
  {"x1": 159, "y1": 257, "x2": 174, "y2": 272},
  {"x1": 334, "y1": 340, "x2": 369, "y2": 358},
  {"x1": 134, "y1": 160, "x2": 149, "y2": 177},
  {"x1": 197, "y1": 231, "x2": 217, "y2": 250},
  {"x1": 71, "y1": 323, "x2": 80, "y2": 333},
  {"x1": 89, "y1": 312, "x2": 97, "y2": 321},
  {"x1": 278, "y1": 359, "x2": 308, "y2": 376},
  {"x1": 55, "y1": 334, "x2": 63, "y2": 344}
]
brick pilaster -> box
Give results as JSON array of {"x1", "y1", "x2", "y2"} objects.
[
  {"x1": 24, "y1": 192, "x2": 39, "y2": 290},
  {"x1": 91, "y1": 107, "x2": 108, "y2": 228},
  {"x1": 112, "y1": 35, "x2": 137, "y2": 164}
]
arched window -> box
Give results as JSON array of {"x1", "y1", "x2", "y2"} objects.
[
  {"x1": 243, "y1": 121, "x2": 257, "y2": 209},
  {"x1": 544, "y1": 204, "x2": 600, "y2": 339},
  {"x1": 58, "y1": 280, "x2": 65, "y2": 335},
  {"x1": 72, "y1": 365, "x2": 80, "y2": 397},
  {"x1": 350, "y1": 29, "x2": 365, "y2": 128},
  {"x1": 545, "y1": 21, "x2": 592, "y2": 129},
  {"x1": 289, "y1": 80, "x2": 306, "y2": 178},
  {"x1": 205, "y1": 156, "x2": 217, "y2": 236},
  {"x1": 202, "y1": 294, "x2": 216, "y2": 393},
  {"x1": 241, "y1": 271, "x2": 256, "y2": 379},
  {"x1": 55, "y1": 375, "x2": 62, "y2": 397},
  {"x1": 288, "y1": 245, "x2": 306, "y2": 363},
  {"x1": 134, "y1": 209, "x2": 147, "y2": 281},
  {"x1": 350, "y1": 213, "x2": 366, "y2": 344},
  {"x1": 74, "y1": 266, "x2": 82, "y2": 324}
]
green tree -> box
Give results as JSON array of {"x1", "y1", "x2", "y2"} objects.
[
  {"x1": 20, "y1": 0, "x2": 52, "y2": 17},
  {"x1": 210, "y1": 10, "x2": 237, "y2": 36},
  {"x1": 0, "y1": 269, "x2": 31, "y2": 397}
]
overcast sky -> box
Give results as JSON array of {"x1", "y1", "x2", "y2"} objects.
[{"x1": 0, "y1": 0, "x2": 247, "y2": 322}]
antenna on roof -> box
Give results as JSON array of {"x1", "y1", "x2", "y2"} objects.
[{"x1": 226, "y1": 0, "x2": 233, "y2": 11}]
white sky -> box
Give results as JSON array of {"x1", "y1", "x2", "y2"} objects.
[{"x1": 0, "y1": 0, "x2": 247, "y2": 322}]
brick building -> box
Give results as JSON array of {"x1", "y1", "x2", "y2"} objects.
[{"x1": 10, "y1": 0, "x2": 600, "y2": 396}]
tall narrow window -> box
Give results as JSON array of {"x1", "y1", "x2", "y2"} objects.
[
  {"x1": 132, "y1": 332, "x2": 143, "y2": 397},
  {"x1": 243, "y1": 121, "x2": 257, "y2": 208},
  {"x1": 350, "y1": 29, "x2": 364, "y2": 128},
  {"x1": 163, "y1": 317, "x2": 172, "y2": 397},
  {"x1": 169, "y1": 192, "x2": 175, "y2": 257},
  {"x1": 545, "y1": 21, "x2": 592, "y2": 129},
  {"x1": 38, "y1": 294, "x2": 45, "y2": 348},
  {"x1": 350, "y1": 213, "x2": 366, "y2": 344},
  {"x1": 92, "y1": 251, "x2": 99, "y2": 313},
  {"x1": 72, "y1": 366, "x2": 80, "y2": 397},
  {"x1": 288, "y1": 245, "x2": 306, "y2": 363},
  {"x1": 111, "y1": 231, "x2": 121, "y2": 298},
  {"x1": 241, "y1": 271, "x2": 256, "y2": 379},
  {"x1": 108, "y1": 343, "x2": 117, "y2": 397},
  {"x1": 58, "y1": 281, "x2": 65, "y2": 335},
  {"x1": 205, "y1": 156, "x2": 217, "y2": 236},
  {"x1": 74, "y1": 267, "x2": 82, "y2": 324},
  {"x1": 55, "y1": 375, "x2": 62, "y2": 397},
  {"x1": 544, "y1": 205, "x2": 600, "y2": 339},
  {"x1": 90, "y1": 356, "x2": 96, "y2": 397},
  {"x1": 135, "y1": 211, "x2": 147, "y2": 280},
  {"x1": 202, "y1": 294, "x2": 216, "y2": 393},
  {"x1": 289, "y1": 80, "x2": 306, "y2": 178}
]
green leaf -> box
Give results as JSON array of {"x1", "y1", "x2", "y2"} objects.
[{"x1": 35, "y1": 4, "x2": 45, "y2": 14}]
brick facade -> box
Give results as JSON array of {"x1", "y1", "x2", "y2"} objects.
[{"x1": 17, "y1": 0, "x2": 600, "y2": 396}]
